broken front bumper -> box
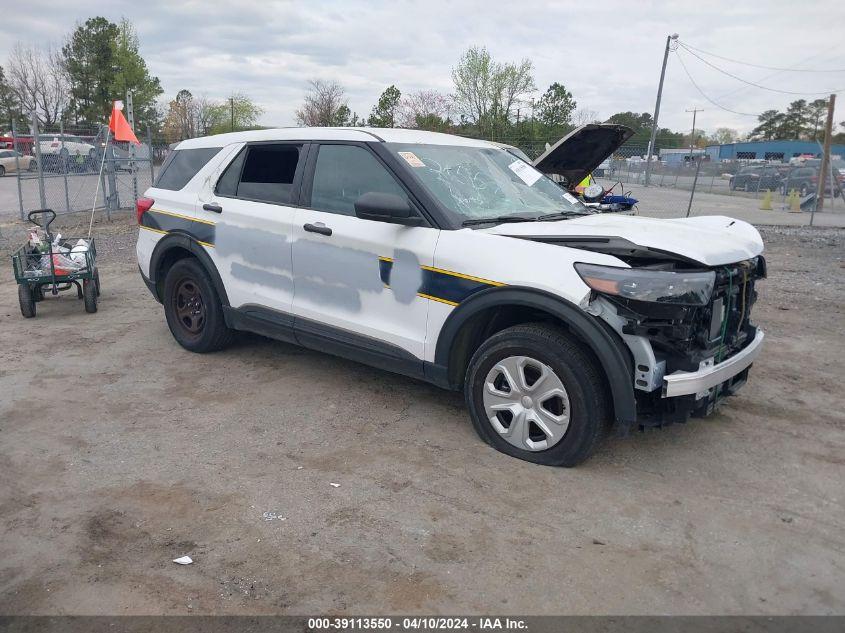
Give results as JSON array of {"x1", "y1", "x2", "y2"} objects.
[{"x1": 662, "y1": 329, "x2": 765, "y2": 398}]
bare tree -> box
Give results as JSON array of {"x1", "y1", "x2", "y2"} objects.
[
  {"x1": 572, "y1": 108, "x2": 599, "y2": 127},
  {"x1": 397, "y1": 90, "x2": 452, "y2": 129},
  {"x1": 295, "y1": 79, "x2": 351, "y2": 127},
  {"x1": 7, "y1": 43, "x2": 69, "y2": 128}
]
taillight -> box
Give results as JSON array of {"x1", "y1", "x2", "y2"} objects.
[
  {"x1": 810, "y1": 175, "x2": 818, "y2": 182},
  {"x1": 136, "y1": 197, "x2": 154, "y2": 224}
]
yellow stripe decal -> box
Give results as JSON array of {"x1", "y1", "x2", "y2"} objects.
[
  {"x1": 139, "y1": 225, "x2": 168, "y2": 235},
  {"x1": 417, "y1": 292, "x2": 459, "y2": 307},
  {"x1": 150, "y1": 208, "x2": 217, "y2": 226}
]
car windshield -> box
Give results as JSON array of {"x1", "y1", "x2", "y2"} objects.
[{"x1": 386, "y1": 143, "x2": 590, "y2": 224}]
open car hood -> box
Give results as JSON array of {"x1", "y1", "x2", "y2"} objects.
[
  {"x1": 480, "y1": 214, "x2": 764, "y2": 267},
  {"x1": 532, "y1": 124, "x2": 634, "y2": 185}
]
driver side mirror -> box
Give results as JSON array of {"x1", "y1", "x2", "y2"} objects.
[{"x1": 354, "y1": 192, "x2": 424, "y2": 226}]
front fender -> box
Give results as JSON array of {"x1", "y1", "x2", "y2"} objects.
[{"x1": 430, "y1": 286, "x2": 636, "y2": 426}]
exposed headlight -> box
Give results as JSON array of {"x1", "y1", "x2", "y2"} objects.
[{"x1": 575, "y1": 263, "x2": 715, "y2": 305}]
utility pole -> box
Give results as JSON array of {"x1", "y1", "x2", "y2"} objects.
[
  {"x1": 645, "y1": 33, "x2": 679, "y2": 186},
  {"x1": 685, "y1": 107, "x2": 703, "y2": 164},
  {"x1": 230, "y1": 96, "x2": 235, "y2": 132},
  {"x1": 812, "y1": 93, "x2": 836, "y2": 223}
]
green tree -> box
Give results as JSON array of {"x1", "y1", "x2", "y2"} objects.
[
  {"x1": 535, "y1": 82, "x2": 576, "y2": 128},
  {"x1": 807, "y1": 98, "x2": 828, "y2": 141},
  {"x1": 605, "y1": 111, "x2": 653, "y2": 132},
  {"x1": 109, "y1": 19, "x2": 163, "y2": 130},
  {"x1": 62, "y1": 17, "x2": 119, "y2": 124},
  {"x1": 62, "y1": 17, "x2": 162, "y2": 128},
  {"x1": 451, "y1": 46, "x2": 534, "y2": 139},
  {"x1": 778, "y1": 99, "x2": 809, "y2": 139},
  {"x1": 749, "y1": 110, "x2": 784, "y2": 141},
  {"x1": 368, "y1": 85, "x2": 401, "y2": 127},
  {"x1": 212, "y1": 92, "x2": 263, "y2": 133}
]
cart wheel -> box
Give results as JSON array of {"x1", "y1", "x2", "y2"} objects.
[
  {"x1": 83, "y1": 278, "x2": 98, "y2": 313},
  {"x1": 94, "y1": 267, "x2": 101, "y2": 296},
  {"x1": 19, "y1": 284, "x2": 36, "y2": 318},
  {"x1": 33, "y1": 285, "x2": 44, "y2": 301}
]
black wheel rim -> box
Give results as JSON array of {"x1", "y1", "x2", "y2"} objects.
[{"x1": 174, "y1": 278, "x2": 205, "y2": 334}]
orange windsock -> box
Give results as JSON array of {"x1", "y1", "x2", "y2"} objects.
[{"x1": 108, "y1": 100, "x2": 140, "y2": 144}]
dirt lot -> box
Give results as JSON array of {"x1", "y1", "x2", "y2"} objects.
[{"x1": 0, "y1": 212, "x2": 843, "y2": 615}]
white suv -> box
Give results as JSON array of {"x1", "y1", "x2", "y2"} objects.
[{"x1": 136, "y1": 127, "x2": 766, "y2": 466}]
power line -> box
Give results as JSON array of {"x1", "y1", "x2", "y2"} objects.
[
  {"x1": 679, "y1": 41, "x2": 845, "y2": 73},
  {"x1": 674, "y1": 51, "x2": 762, "y2": 117},
  {"x1": 677, "y1": 43, "x2": 845, "y2": 96}
]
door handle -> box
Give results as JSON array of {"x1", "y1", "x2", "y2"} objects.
[
  {"x1": 303, "y1": 222, "x2": 332, "y2": 236},
  {"x1": 202, "y1": 203, "x2": 223, "y2": 213}
]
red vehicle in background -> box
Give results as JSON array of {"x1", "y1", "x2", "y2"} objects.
[{"x1": 0, "y1": 135, "x2": 35, "y2": 155}]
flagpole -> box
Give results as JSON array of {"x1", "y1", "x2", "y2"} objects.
[{"x1": 88, "y1": 125, "x2": 111, "y2": 239}]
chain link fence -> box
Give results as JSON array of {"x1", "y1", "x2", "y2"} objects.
[
  {"x1": 2, "y1": 115, "x2": 161, "y2": 223},
  {"x1": 477, "y1": 132, "x2": 845, "y2": 225}
]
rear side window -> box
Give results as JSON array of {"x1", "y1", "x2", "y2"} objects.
[
  {"x1": 155, "y1": 147, "x2": 222, "y2": 191},
  {"x1": 216, "y1": 144, "x2": 302, "y2": 204}
]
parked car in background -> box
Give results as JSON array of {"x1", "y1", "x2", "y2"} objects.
[
  {"x1": 781, "y1": 160, "x2": 845, "y2": 197},
  {"x1": 729, "y1": 165, "x2": 788, "y2": 192},
  {"x1": 0, "y1": 149, "x2": 37, "y2": 175},
  {"x1": 38, "y1": 134, "x2": 97, "y2": 159}
]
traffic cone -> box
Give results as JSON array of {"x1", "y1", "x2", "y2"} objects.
[
  {"x1": 759, "y1": 190, "x2": 773, "y2": 210},
  {"x1": 788, "y1": 189, "x2": 801, "y2": 213}
]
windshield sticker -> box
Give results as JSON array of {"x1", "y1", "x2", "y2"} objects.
[
  {"x1": 508, "y1": 160, "x2": 542, "y2": 186},
  {"x1": 398, "y1": 151, "x2": 426, "y2": 168},
  {"x1": 562, "y1": 192, "x2": 578, "y2": 204}
]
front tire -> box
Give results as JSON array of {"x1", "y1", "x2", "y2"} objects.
[
  {"x1": 464, "y1": 323, "x2": 609, "y2": 467},
  {"x1": 163, "y1": 258, "x2": 233, "y2": 353}
]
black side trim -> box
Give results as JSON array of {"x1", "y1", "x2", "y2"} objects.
[
  {"x1": 432, "y1": 286, "x2": 637, "y2": 425},
  {"x1": 379, "y1": 257, "x2": 499, "y2": 306},
  {"x1": 223, "y1": 304, "x2": 297, "y2": 345},
  {"x1": 222, "y1": 304, "x2": 426, "y2": 381},
  {"x1": 148, "y1": 233, "x2": 230, "y2": 306}
]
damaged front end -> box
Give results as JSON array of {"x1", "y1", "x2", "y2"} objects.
[{"x1": 577, "y1": 254, "x2": 767, "y2": 428}]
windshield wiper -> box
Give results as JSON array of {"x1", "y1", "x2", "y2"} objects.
[
  {"x1": 461, "y1": 215, "x2": 538, "y2": 227},
  {"x1": 536, "y1": 210, "x2": 591, "y2": 221}
]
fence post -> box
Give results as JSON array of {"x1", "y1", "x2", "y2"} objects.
[
  {"x1": 147, "y1": 126, "x2": 154, "y2": 184},
  {"x1": 30, "y1": 112, "x2": 46, "y2": 210},
  {"x1": 12, "y1": 121, "x2": 25, "y2": 220},
  {"x1": 685, "y1": 156, "x2": 703, "y2": 217},
  {"x1": 105, "y1": 132, "x2": 118, "y2": 219},
  {"x1": 60, "y1": 121, "x2": 71, "y2": 213}
]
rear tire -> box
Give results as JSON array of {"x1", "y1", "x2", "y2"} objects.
[
  {"x1": 0, "y1": 165, "x2": 5, "y2": 177},
  {"x1": 19, "y1": 284, "x2": 36, "y2": 318},
  {"x1": 163, "y1": 258, "x2": 233, "y2": 353},
  {"x1": 464, "y1": 323, "x2": 609, "y2": 467},
  {"x1": 83, "y1": 278, "x2": 97, "y2": 313}
]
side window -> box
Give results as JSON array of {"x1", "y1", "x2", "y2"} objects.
[
  {"x1": 227, "y1": 144, "x2": 302, "y2": 205},
  {"x1": 310, "y1": 144, "x2": 407, "y2": 216},
  {"x1": 155, "y1": 147, "x2": 222, "y2": 191},
  {"x1": 216, "y1": 148, "x2": 246, "y2": 197}
]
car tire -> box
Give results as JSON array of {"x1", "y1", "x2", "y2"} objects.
[
  {"x1": 28, "y1": 160, "x2": 37, "y2": 172},
  {"x1": 464, "y1": 323, "x2": 609, "y2": 467},
  {"x1": 19, "y1": 284, "x2": 36, "y2": 318},
  {"x1": 163, "y1": 258, "x2": 233, "y2": 353},
  {"x1": 800, "y1": 184, "x2": 808, "y2": 197},
  {"x1": 0, "y1": 165, "x2": 5, "y2": 177}
]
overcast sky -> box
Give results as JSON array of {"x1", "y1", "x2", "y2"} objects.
[{"x1": 2, "y1": 0, "x2": 843, "y2": 137}]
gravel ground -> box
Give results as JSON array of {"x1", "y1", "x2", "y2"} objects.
[{"x1": 0, "y1": 211, "x2": 843, "y2": 615}]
